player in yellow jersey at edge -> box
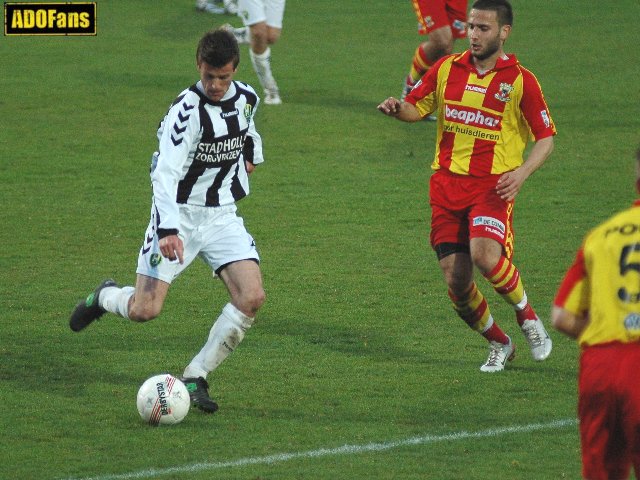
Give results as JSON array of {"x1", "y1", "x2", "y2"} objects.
[
  {"x1": 553, "y1": 146, "x2": 640, "y2": 480},
  {"x1": 378, "y1": 0, "x2": 556, "y2": 372}
]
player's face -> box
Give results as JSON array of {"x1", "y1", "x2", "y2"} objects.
[
  {"x1": 197, "y1": 60, "x2": 236, "y2": 101},
  {"x1": 467, "y1": 9, "x2": 510, "y2": 61}
]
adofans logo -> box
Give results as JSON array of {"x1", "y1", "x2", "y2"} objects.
[{"x1": 5, "y1": 2, "x2": 97, "y2": 36}]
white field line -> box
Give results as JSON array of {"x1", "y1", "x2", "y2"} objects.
[{"x1": 64, "y1": 418, "x2": 576, "y2": 480}]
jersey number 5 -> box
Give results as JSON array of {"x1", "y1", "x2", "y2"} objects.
[{"x1": 618, "y1": 242, "x2": 640, "y2": 303}]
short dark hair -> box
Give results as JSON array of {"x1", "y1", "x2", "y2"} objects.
[
  {"x1": 471, "y1": 0, "x2": 513, "y2": 27},
  {"x1": 196, "y1": 28, "x2": 240, "y2": 69}
]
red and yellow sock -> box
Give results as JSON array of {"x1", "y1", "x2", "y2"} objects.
[
  {"x1": 448, "y1": 283, "x2": 509, "y2": 344},
  {"x1": 484, "y1": 256, "x2": 538, "y2": 326},
  {"x1": 406, "y1": 45, "x2": 433, "y2": 88}
]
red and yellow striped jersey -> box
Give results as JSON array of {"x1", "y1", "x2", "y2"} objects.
[
  {"x1": 554, "y1": 201, "x2": 640, "y2": 347},
  {"x1": 405, "y1": 51, "x2": 556, "y2": 177}
]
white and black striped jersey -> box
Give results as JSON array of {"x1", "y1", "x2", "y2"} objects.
[{"x1": 150, "y1": 80, "x2": 263, "y2": 233}]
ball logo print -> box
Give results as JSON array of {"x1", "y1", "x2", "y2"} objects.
[{"x1": 136, "y1": 374, "x2": 190, "y2": 426}]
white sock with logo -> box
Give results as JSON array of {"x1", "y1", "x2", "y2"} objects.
[
  {"x1": 99, "y1": 286, "x2": 134, "y2": 319},
  {"x1": 249, "y1": 47, "x2": 279, "y2": 93},
  {"x1": 183, "y1": 303, "x2": 254, "y2": 379}
]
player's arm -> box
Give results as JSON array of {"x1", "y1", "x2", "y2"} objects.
[
  {"x1": 496, "y1": 135, "x2": 554, "y2": 201},
  {"x1": 244, "y1": 104, "x2": 264, "y2": 175},
  {"x1": 151, "y1": 97, "x2": 198, "y2": 264},
  {"x1": 377, "y1": 98, "x2": 423, "y2": 122},
  {"x1": 551, "y1": 306, "x2": 588, "y2": 339},
  {"x1": 552, "y1": 246, "x2": 590, "y2": 339}
]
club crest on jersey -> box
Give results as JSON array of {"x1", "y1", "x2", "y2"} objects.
[
  {"x1": 494, "y1": 82, "x2": 514, "y2": 103},
  {"x1": 244, "y1": 104, "x2": 252, "y2": 121}
]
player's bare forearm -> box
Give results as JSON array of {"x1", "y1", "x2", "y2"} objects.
[
  {"x1": 522, "y1": 135, "x2": 554, "y2": 177},
  {"x1": 377, "y1": 98, "x2": 423, "y2": 122},
  {"x1": 496, "y1": 136, "x2": 554, "y2": 201},
  {"x1": 551, "y1": 306, "x2": 588, "y2": 339}
]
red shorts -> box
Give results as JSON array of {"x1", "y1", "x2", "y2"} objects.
[
  {"x1": 411, "y1": 0, "x2": 468, "y2": 37},
  {"x1": 579, "y1": 342, "x2": 640, "y2": 479},
  {"x1": 429, "y1": 169, "x2": 514, "y2": 258}
]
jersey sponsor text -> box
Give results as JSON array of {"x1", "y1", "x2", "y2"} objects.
[{"x1": 444, "y1": 104, "x2": 501, "y2": 129}]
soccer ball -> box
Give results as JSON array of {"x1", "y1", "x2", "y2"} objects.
[{"x1": 136, "y1": 374, "x2": 190, "y2": 426}]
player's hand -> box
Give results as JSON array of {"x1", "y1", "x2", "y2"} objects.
[
  {"x1": 496, "y1": 169, "x2": 527, "y2": 202},
  {"x1": 159, "y1": 235, "x2": 184, "y2": 264},
  {"x1": 245, "y1": 161, "x2": 255, "y2": 174},
  {"x1": 377, "y1": 97, "x2": 402, "y2": 116}
]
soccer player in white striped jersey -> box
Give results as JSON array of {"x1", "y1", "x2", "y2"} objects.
[{"x1": 70, "y1": 28, "x2": 266, "y2": 414}]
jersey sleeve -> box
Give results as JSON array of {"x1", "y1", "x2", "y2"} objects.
[
  {"x1": 151, "y1": 94, "x2": 200, "y2": 232},
  {"x1": 518, "y1": 67, "x2": 556, "y2": 141},
  {"x1": 244, "y1": 100, "x2": 264, "y2": 166},
  {"x1": 405, "y1": 55, "x2": 450, "y2": 118},
  {"x1": 554, "y1": 246, "x2": 590, "y2": 316}
]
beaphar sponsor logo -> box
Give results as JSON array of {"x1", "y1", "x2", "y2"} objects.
[
  {"x1": 4, "y1": 2, "x2": 97, "y2": 36},
  {"x1": 444, "y1": 104, "x2": 501, "y2": 129}
]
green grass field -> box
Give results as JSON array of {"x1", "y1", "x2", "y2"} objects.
[{"x1": 1, "y1": 1, "x2": 639, "y2": 478}]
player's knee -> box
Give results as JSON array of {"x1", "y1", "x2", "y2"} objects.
[
  {"x1": 249, "y1": 287, "x2": 266, "y2": 313},
  {"x1": 128, "y1": 302, "x2": 162, "y2": 322},
  {"x1": 470, "y1": 250, "x2": 498, "y2": 275},
  {"x1": 250, "y1": 24, "x2": 268, "y2": 46},
  {"x1": 427, "y1": 30, "x2": 454, "y2": 58},
  {"x1": 430, "y1": 42, "x2": 453, "y2": 60},
  {"x1": 266, "y1": 29, "x2": 281, "y2": 45},
  {"x1": 444, "y1": 270, "x2": 472, "y2": 296},
  {"x1": 236, "y1": 287, "x2": 265, "y2": 317}
]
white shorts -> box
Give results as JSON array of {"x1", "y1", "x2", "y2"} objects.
[
  {"x1": 238, "y1": 0, "x2": 285, "y2": 28},
  {"x1": 136, "y1": 201, "x2": 259, "y2": 284}
]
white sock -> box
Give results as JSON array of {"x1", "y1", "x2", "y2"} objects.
[
  {"x1": 249, "y1": 47, "x2": 279, "y2": 92},
  {"x1": 183, "y1": 303, "x2": 254, "y2": 379},
  {"x1": 99, "y1": 286, "x2": 134, "y2": 319},
  {"x1": 514, "y1": 292, "x2": 528, "y2": 311},
  {"x1": 481, "y1": 315, "x2": 494, "y2": 333}
]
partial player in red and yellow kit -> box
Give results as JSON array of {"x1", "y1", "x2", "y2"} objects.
[
  {"x1": 379, "y1": 0, "x2": 555, "y2": 372},
  {"x1": 553, "y1": 149, "x2": 640, "y2": 480},
  {"x1": 402, "y1": 0, "x2": 468, "y2": 103}
]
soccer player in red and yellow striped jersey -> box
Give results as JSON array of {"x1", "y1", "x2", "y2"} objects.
[
  {"x1": 553, "y1": 148, "x2": 640, "y2": 479},
  {"x1": 378, "y1": 0, "x2": 555, "y2": 372}
]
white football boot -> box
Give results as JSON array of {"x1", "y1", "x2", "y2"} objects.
[
  {"x1": 480, "y1": 338, "x2": 515, "y2": 373},
  {"x1": 222, "y1": 0, "x2": 238, "y2": 14},
  {"x1": 521, "y1": 318, "x2": 552, "y2": 361},
  {"x1": 221, "y1": 23, "x2": 250, "y2": 44},
  {"x1": 264, "y1": 88, "x2": 282, "y2": 105},
  {"x1": 196, "y1": 0, "x2": 225, "y2": 14}
]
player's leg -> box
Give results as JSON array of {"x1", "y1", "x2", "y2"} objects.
[
  {"x1": 437, "y1": 247, "x2": 514, "y2": 372},
  {"x1": 579, "y1": 346, "x2": 632, "y2": 479},
  {"x1": 403, "y1": 0, "x2": 455, "y2": 100},
  {"x1": 70, "y1": 201, "x2": 191, "y2": 330},
  {"x1": 239, "y1": 0, "x2": 285, "y2": 105},
  {"x1": 182, "y1": 261, "x2": 264, "y2": 412},
  {"x1": 430, "y1": 170, "x2": 513, "y2": 372},
  {"x1": 185, "y1": 260, "x2": 264, "y2": 375},
  {"x1": 621, "y1": 344, "x2": 640, "y2": 478},
  {"x1": 182, "y1": 208, "x2": 264, "y2": 412},
  {"x1": 71, "y1": 265, "x2": 175, "y2": 330},
  {"x1": 469, "y1": 187, "x2": 552, "y2": 362}
]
